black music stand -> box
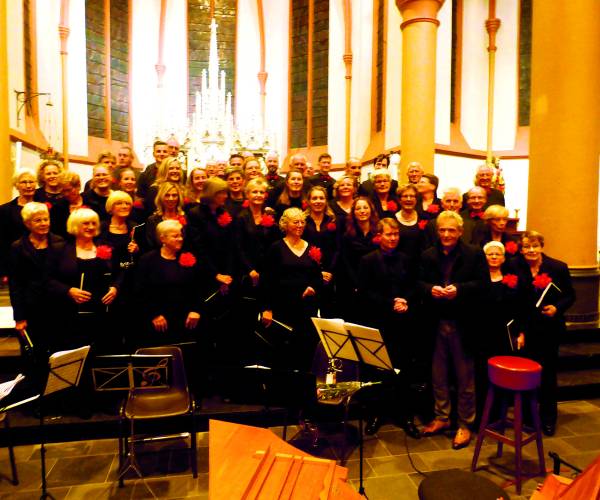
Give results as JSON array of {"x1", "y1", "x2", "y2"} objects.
[
  {"x1": 39, "y1": 345, "x2": 90, "y2": 500},
  {"x1": 312, "y1": 318, "x2": 395, "y2": 497},
  {"x1": 92, "y1": 354, "x2": 173, "y2": 498}
]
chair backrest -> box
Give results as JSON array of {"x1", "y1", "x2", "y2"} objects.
[{"x1": 135, "y1": 346, "x2": 188, "y2": 394}]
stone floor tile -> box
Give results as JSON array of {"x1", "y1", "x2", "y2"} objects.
[
  {"x1": 46, "y1": 455, "x2": 114, "y2": 488},
  {"x1": 558, "y1": 450, "x2": 600, "y2": 471},
  {"x1": 0, "y1": 444, "x2": 34, "y2": 462},
  {"x1": 343, "y1": 436, "x2": 392, "y2": 461},
  {"x1": 0, "y1": 486, "x2": 70, "y2": 499},
  {"x1": 0, "y1": 458, "x2": 57, "y2": 492},
  {"x1": 417, "y1": 444, "x2": 496, "y2": 471},
  {"x1": 88, "y1": 438, "x2": 120, "y2": 455},
  {"x1": 561, "y1": 412, "x2": 600, "y2": 436},
  {"x1": 341, "y1": 458, "x2": 375, "y2": 481},
  {"x1": 377, "y1": 430, "x2": 442, "y2": 455},
  {"x1": 560, "y1": 433, "x2": 600, "y2": 452},
  {"x1": 30, "y1": 441, "x2": 92, "y2": 460},
  {"x1": 350, "y1": 474, "x2": 418, "y2": 500},
  {"x1": 367, "y1": 454, "x2": 429, "y2": 476}
]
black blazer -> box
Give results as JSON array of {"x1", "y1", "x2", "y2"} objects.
[{"x1": 0, "y1": 198, "x2": 27, "y2": 276}]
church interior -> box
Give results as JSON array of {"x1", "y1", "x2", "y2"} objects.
[{"x1": 1, "y1": 0, "x2": 599, "y2": 498}]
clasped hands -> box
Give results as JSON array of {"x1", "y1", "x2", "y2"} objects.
[
  {"x1": 69, "y1": 286, "x2": 117, "y2": 305},
  {"x1": 152, "y1": 312, "x2": 200, "y2": 332},
  {"x1": 431, "y1": 284, "x2": 458, "y2": 300},
  {"x1": 393, "y1": 298, "x2": 408, "y2": 313}
]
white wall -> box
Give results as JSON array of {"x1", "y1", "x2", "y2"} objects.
[
  {"x1": 435, "y1": 0, "x2": 452, "y2": 145},
  {"x1": 384, "y1": 0, "x2": 402, "y2": 150},
  {"x1": 263, "y1": 0, "x2": 289, "y2": 155},
  {"x1": 7, "y1": 0, "x2": 25, "y2": 134},
  {"x1": 327, "y1": 0, "x2": 346, "y2": 163}
]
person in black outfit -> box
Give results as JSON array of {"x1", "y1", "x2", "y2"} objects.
[
  {"x1": 82, "y1": 164, "x2": 113, "y2": 221},
  {"x1": 136, "y1": 140, "x2": 169, "y2": 200},
  {"x1": 337, "y1": 197, "x2": 380, "y2": 322},
  {"x1": 359, "y1": 155, "x2": 397, "y2": 197},
  {"x1": 461, "y1": 164, "x2": 505, "y2": 208},
  {"x1": 419, "y1": 211, "x2": 488, "y2": 449},
  {"x1": 510, "y1": 231, "x2": 575, "y2": 436},
  {"x1": 224, "y1": 166, "x2": 246, "y2": 218},
  {"x1": 357, "y1": 217, "x2": 421, "y2": 438},
  {"x1": 328, "y1": 175, "x2": 357, "y2": 231},
  {"x1": 9, "y1": 202, "x2": 64, "y2": 356},
  {"x1": 33, "y1": 160, "x2": 63, "y2": 206},
  {"x1": 264, "y1": 151, "x2": 284, "y2": 191},
  {"x1": 0, "y1": 170, "x2": 37, "y2": 280},
  {"x1": 369, "y1": 168, "x2": 399, "y2": 218},
  {"x1": 308, "y1": 153, "x2": 336, "y2": 199},
  {"x1": 459, "y1": 187, "x2": 488, "y2": 244},
  {"x1": 268, "y1": 168, "x2": 305, "y2": 220},
  {"x1": 261, "y1": 207, "x2": 322, "y2": 371},
  {"x1": 46, "y1": 208, "x2": 121, "y2": 354},
  {"x1": 394, "y1": 183, "x2": 426, "y2": 267},
  {"x1": 471, "y1": 204, "x2": 518, "y2": 252},
  {"x1": 416, "y1": 173, "x2": 441, "y2": 221},
  {"x1": 50, "y1": 171, "x2": 86, "y2": 238},
  {"x1": 145, "y1": 182, "x2": 188, "y2": 250}
]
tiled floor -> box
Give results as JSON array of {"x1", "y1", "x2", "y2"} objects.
[{"x1": 1, "y1": 399, "x2": 599, "y2": 499}]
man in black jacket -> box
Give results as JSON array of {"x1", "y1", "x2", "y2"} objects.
[
  {"x1": 137, "y1": 140, "x2": 169, "y2": 199},
  {"x1": 419, "y1": 211, "x2": 488, "y2": 449}
]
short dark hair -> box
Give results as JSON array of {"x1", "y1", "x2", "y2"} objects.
[
  {"x1": 229, "y1": 153, "x2": 244, "y2": 162},
  {"x1": 153, "y1": 140, "x2": 167, "y2": 149},
  {"x1": 318, "y1": 153, "x2": 332, "y2": 162}
]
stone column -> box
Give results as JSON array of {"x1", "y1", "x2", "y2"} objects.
[
  {"x1": 395, "y1": 0, "x2": 445, "y2": 178},
  {"x1": 528, "y1": 1, "x2": 600, "y2": 325},
  {"x1": 0, "y1": 0, "x2": 11, "y2": 203}
]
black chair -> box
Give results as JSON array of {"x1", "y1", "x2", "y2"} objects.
[{"x1": 118, "y1": 346, "x2": 197, "y2": 487}]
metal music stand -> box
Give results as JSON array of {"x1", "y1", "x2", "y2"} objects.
[
  {"x1": 39, "y1": 345, "x2": 90, "y2": 500},
  {"x1": 92, "y1": 354, "x2": 173, "y2": 498},
  {"x1": 311, "y1": 318, "x2": 395, "y2": 497}
]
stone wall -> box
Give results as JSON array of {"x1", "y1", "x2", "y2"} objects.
[
  {"x1": 85, "y1": 0, "x2": 106, "y2": 138},
  {"x1": 110, "y1": 0, "x2": 129, "y2": 142}
]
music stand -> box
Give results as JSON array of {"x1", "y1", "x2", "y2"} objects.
[
  {"x1": 312, "y1": 318, "x2": 396, "y2": 497},
  {"x1": 38, "y1": 345, "x2": 90, "y2": 500},
  {"x1": 92, "y1": 354, "x2": 173, "y2": 498}
]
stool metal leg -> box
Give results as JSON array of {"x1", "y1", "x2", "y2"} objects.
[
  {"x1": 471, "y1": 385, "x2": 494, "y2": 472},
  {"x1": 529, "y1": 392, "x2": 545, "y2": 476},
  {"x1": 496, "y1": 394, "x2": 508, "y2": 458},
  {"x1": 514, "y1": 392, "x2": 523, "y2": 495}
]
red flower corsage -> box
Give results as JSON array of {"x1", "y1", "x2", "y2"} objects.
[
  {"x1": 260, "y1": 214, "x2": 275, "y2": 227},
  {"x1": 44, "y1": 201, "x2": 53, "y2": 210},
  {"x1": 177, "y1": 214, "x2": 187, "y2": 226},
  {"x1": 308, "y1": 246, "x2": 322, "y2": 265},
  {"x1": 533, "y1": 273, "x2": 552, "y2": 290},
  {"x1": 301, "y1": 200, "x2": 308, "y2": 210},
  {"x1": 217, "y1": 211, "x2": 232, "y2": 227},
  {"x1": 326, "y1": 221, "x2": 336, "y2": 232},
  {"x1": 183, "y1": 197, "x2": 191, "y2": 205},
  {"x1": 502, "y1": 274, "x2": 518, "y2": 289},
  {"x1": 470, "y1": 210, "x2": 484, "y2": 219},
  {"x1": 504, "y1": 241, "x2": 518, "y2": 255},
  {"x1": 418, "y1": 220, "x2": 428, "y2": 230},
  {"x1": 426, "y1": 203, "x2": 440, "y2": 214},
  {"x1": 96, "y1": 245, "x2": 113, "y2": 260},
  {"x1": 133, "y1": 200, "x2": 144, "y2": 209},
  {"x1": 372, "y1": 234, "x2": 382, "y2": 245},
  {"x1": 179, "y1": 252, "x2": 196, "y2": 267},
  {"x1": 242, "y1": 199, "x2": 250, "y2": 208},
  {"x1": 386, "y1": 200, "x2": 398, "y2": 212}
]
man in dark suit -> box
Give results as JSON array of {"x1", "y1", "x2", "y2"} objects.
[
  {"x1": 137, "y1": 140, "x2": 169, "y2": 199},
  {"x1": 308, "y1": 153, "x2": 335, "y2": 198},
  {"x1": 358, "y1": 217, "x2": 420, "y2": 438},
  {"x1": 419, "y1": 211, "x2": 488, "y2": 449},
  {"x1": 265, "y1": 151, "x2": 284, "y2": 190}
]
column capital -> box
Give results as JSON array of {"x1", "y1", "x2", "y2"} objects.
[{"x1": 396, "y1": 0, "x2": 445, "y2": 29}]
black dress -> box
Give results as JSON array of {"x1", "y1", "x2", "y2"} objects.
[
  {"x1": 261, "y1": 239, "x2": 323, "y2": 370},
  {"x1": 397, "y1": 220, "x2": 425, "y2": 268},
  {"x1": 82, "y1": 190, "x2": 110, "y2": 221},
  {"x1": 0, "y1": 198, "x2": 27, "y2": 277}
]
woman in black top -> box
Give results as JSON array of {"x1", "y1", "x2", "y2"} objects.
[
  {"x1": 329, "y1": 175, "x2": 357, "y2": 231},
  {"x1": 0, "y1": 170, "x2": 37, "y2": 280},
  {"x1": 416, "y1": 173, "x2": 441, "y2": 221},
  {"x1": 145, "y1": 182, "x2": 187, "y2": 250},
  {"x1": 472, "y1": 204, "x2": 518, "y2": 253},
  {"x1": 369, "y1": 169, "x2": 399, "y2": 218},
  {"x1": 261, "y1": 207, "x2": 322, "y2": 370},
  {"x1": 394, "y1": 183, "x2": 425, "y2": 267},
  {"x1": 47, "y1": 208, "x2": 120, "y2": 353},
  {"x1": 50, "y1": 171, "x2": 85, "y2": 238},
  {"x1": 9, "y1": 202, "x2": 64, "y2": 352},
  {"x1": 337, "y1": 197, "x2": 380, "y2": 321},
  {"x1": 269, "y1": 168, "x2": 305, "y2": 220},
  {"x1": 510, "y1": 231, "x2": 575, "y2": 436},
  {"x1": 34, "y1": 160, "x2": 63, "y2": 206}
]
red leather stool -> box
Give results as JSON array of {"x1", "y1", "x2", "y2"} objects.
[{"x1": 471, "y1": 356, "x2": 546, "y2": 494}]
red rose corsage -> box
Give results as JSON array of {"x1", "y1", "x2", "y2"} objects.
[
  {"x1": 386, "y1": 200, "x2": 398, "y2": 212},
  {"x1": 183, "y1": 197, "x2": 191, "y2": 205},
  {"x1": 502, "y1": 274, "x2": 518, "y2": 289},
  {"x1": 133, "y1": 200, "x2": 144, "y2": 209},
  {"x1": 96, "y1": 245, "x2": 113, "y2": 260},
  {"x1": 260, "y1": 214, "x2": 275, "y2": 227},
  {"x1": 217, "y1": 211, "x2": 232, "y2": 227},
  {"x1": 504, "y1": 241, "x2": 518, "y2": 255},
  {"x1": 533, "y1": 273, "x2": 552, "y2": 290},
  {"x1": 426, "y1": 203, "x2": 440, "y2": 214},
  {"x1": 372, "y1": 234, "x2": 382, "y2": 245},
  {"x1": 418, "y1": 220, "x2": 428, "y2": 230},
  {"x1": 326, "y1": 221, "x2": 336, "y2": 232},
  {"x1": 177, "y1": 214, "x2": 187, "y2": 226},
  {"x1": 179, "y1": 252, "x2": 196, "y2": 267},
  {"x1": 308, "y1": 246, "x2": 322, "y2": 265},
  {"x1": 44, "y1": 201, "x2": 53, "y2": 210},
  {"x1": 301, "y1": 200, "x2": 308, "y2": 210},
  {"x1": 242, "y1": 199, "x2": 250, "y2": 208}
]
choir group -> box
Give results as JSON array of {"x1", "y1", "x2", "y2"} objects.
[{"x1": 0, "y1": 144, "x2": 575, "y2": 449}]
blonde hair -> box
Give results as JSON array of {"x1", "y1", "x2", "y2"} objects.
[
  {"x1": 244, "y1": 177, "x2": 268, "y2": 196},
  {"x1": 483, "y1": 240, "x2": 505, "y2": 255},
  {"x1": 58, "y1": 171, "x2": 81, "y2": 189},
  {"x1": 155, "y1": 182, "x2": 184, "y2": 216},
  {"x1": 154, "y1": 157, "x2": 182, "y2": 186},
  {"x1": 279, "y1": 207, "x2": 306, "y2": 232},
  {"x1": 185, "y1": 167, "x2": 207, "y2": 201},
  {"x1": 12, "y1": 169, "x2": 36, "y2": 187},
  {"x1": 67, "y1": 208, "x2": 100, "y2": 236},
  {"x1": 36, "y1": 160, "x2": 63, "y2": 187},
  {"x1": 436, "y1": 210, "x2": 464, "y2": 229},
  {"x1": 21, "y1": 202, "x2": 49, "y2": 224},
  {"x1": 370, "y1": 168, "x2": 391, "y2": 181},
  {"x1": 156, "y1": 219, "x2": 183, "y2": 240},
  {"x1": 483, "y1": 204, "x2": 509, "y2": 220},
  {"x1": 105, "y1": 190, "x2": 133, "y2": 213}
]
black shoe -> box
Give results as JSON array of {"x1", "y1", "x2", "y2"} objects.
[
  {"x1": 365, "y1": 416, "x2": 383, "y2": 436},
  {"x1": 542, "y1": 423, "x2": 556, "y2": 436},
  {"x1": 399, "y1": 419, "x2": 421, "y2": 439}
]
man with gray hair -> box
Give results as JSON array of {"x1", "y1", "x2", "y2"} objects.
[
  {"x1": 407, "y1": 161, "x2": 424, "y2": 184},
  {"x1": 289, "y1": 153, "x2": 308, "y2": 177},
  {"x1": 418, "y1": 210, "x2": 487, "y2": 450},
  {"x1": 265, "y1": 151, "x2": 283, "y2": 189},
  {"x1": 462, "y1": 164, "x2": 505, "y2": 208}
]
